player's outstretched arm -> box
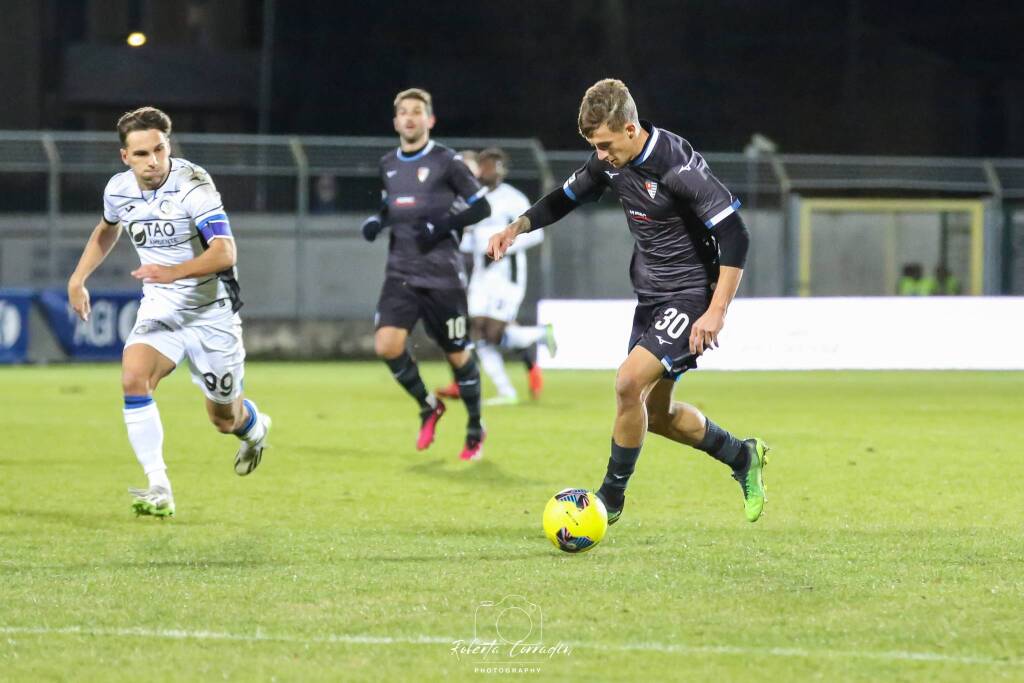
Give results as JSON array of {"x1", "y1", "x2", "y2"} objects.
[
  {"x1": 488, "y1": 182, "x2": 581, "y2": 261},
  {"x1": 68, "y1": 219, "x2": 122, "y2": 321},
  {"x1": 132, "y1": 237, "x2": 236, "y2": 284}
]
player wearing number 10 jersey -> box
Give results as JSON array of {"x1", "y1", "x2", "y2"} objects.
[
  {"x1": 488, "y1": 79, "x2": 771, "y2": 526},
  {"x1": 66, "y1": 107, "x2": 271, "y2": 518},
  {"x1": 360, "y1": 88, "x2": 492, "y2": 461}
]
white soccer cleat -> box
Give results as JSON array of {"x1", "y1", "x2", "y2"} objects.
[
  {"x1": 129, "y1": 485, "x2": 175, "y2": 518},
  {"x1": 234, "y1": 413, "x2": 271, "y2": 476}
]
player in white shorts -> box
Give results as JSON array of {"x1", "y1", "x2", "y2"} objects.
[
  {"x1": 438, "y1": 148, "x2": 556, "y2": 405},
  {"x1": 66, "y1": 107, "x2": 271, "y2": 518}
]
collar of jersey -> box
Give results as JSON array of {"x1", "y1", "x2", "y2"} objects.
[
  {"x1": 139, "y1": 159, "x2": 175, "y2": 202},
  {"x1": 396, "y1": 140, "x2": 435, "y2": 162},
  {"x1": 629, "y1": 121, "x2": 660, "y2": 167}
]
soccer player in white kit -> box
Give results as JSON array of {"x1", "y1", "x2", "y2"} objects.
[
  {"x1": 66, "y1": 107, "x2": 271, "y2": 518},
  {"x1": 439, "y1": 148, "x2": 556, "y2": 405}
]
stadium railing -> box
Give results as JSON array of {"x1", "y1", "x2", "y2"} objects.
[{"x1": 1, "y1": 131, "x2": 1022, "y2": 299}]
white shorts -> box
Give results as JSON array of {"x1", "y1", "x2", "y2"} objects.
[
  {"x1": 468, "y1": 270, "x2": 526, "y2": 323},
  {"x1": 125, "y1": 298, "x2": 246, "y2": 404}
]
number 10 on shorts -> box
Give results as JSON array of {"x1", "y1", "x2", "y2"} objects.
[{"x1": 446, "y1": 316, "x2": 466, "y2": 339}]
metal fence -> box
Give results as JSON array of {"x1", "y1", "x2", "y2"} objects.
[
  {"x1": 5, "y1": 130, "x2": 1024, "y2": 208},
  {"x1": 1, "y1": 131, "x2": 1022, "y2": 307}
]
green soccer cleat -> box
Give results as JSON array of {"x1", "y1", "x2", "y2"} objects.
[
  {"x1": 128, "y1": 485, "x2": 175, "y2": 518},
  {"x1": 482, "y1": 394, "x2": 520, "y2": 407},
  {"x1": 732, "y1": 438, "x2": 771, "y2": 522},
  {"x1": 543, "y1": 323, "x2": 558, "y2": 358}
]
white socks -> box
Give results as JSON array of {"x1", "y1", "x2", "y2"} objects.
[
  {"x1": 235, "y1": 399, "x2": 266, "y2": 444},
  {"x1": 477, "y1": 343, "x2": 516, "y2": 398},
  {"x1": 123, "y1": 397, "x2": 170, "y2": 491},
  {"x1": 502, "y1": 325, "x2": 547, "y2": 350},
  {"x1": 123, "y1": 396, "x2": 265, "y2": 491}
]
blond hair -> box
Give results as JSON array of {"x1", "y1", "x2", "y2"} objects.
[
  {"x1": 393, "y1": 88, "x2": 433, "y2": 116},
  {"x1": 577, "y1": 78, "x2": 638, "y2": 138}
]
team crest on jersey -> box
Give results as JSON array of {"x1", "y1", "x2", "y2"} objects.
[
  {"x1": 417, "y1": 167, "x2": 430, "y2": 183},
  {"x1": 645, "y1": 180, "x2": 658, "y2": 199},
  {"x1": 157, "y1": 199, "x2": 175, "y2": 218}
]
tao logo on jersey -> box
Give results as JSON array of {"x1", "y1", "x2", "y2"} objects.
[{"x1": 128, "y1": 221, "x2": 176, "y2": 246}]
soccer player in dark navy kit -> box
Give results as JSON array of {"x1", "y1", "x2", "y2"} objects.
[
  {"x1": 362, "y1": 88, "x2": 491, "y2": 461},
  {"x1": 488, "y1": 79, "x2": 771, "y2": 523}
]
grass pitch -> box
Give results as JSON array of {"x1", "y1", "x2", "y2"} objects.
[{"x1": 1, "y1": 363, "x2": 1022, "y2": 681}]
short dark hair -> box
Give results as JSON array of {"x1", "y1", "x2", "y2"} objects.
[
  {"x1": 116, "y1": 107, "x2": 172, "y2": 146},
  {"x1": 393, "y1": 88, "x2": 433, "y2": 116},
  {"x1": 477, "y1": 147, "x2": 508, "y2": 167}
]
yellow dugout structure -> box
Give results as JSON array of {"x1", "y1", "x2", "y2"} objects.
[{"x1": 797, "y1": 198, "x2": 986, "y2": 297}]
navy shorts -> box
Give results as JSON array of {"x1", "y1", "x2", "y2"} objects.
[
  {"x1": 375, "y1": 278, "x2": 470, "y2": 353},
  {"x1": 628, "y1": 291, "x2": 709, "y2": 380}
]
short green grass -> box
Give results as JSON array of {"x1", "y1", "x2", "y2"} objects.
[{"x1": 1, "y1": 363, "x2": 1022, "y2": 682}]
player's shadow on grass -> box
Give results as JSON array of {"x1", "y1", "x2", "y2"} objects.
[
  {"x1": 406, "y1": 458, "x2": 543, "y2": 488},
  {"x1": 289, "y1": 444, "x2": 406, "y2": 460},
  {"x1": 360, "y1": 548, "x2": 554, "y2": 563},
  {"x1": 0, "y1": 506, "x2": 114, "y2": 530},
  {"x1": 0, "y1": 558, "x2": 269, "y2": 573}
]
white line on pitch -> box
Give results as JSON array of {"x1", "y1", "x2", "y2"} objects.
[{"x1": 0, "y1": 625, "x2": 1018, "y2": 668}]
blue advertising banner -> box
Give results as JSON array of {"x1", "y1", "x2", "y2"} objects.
[
  {"x1": 38, "y1": 289, "x2": 141, "y2": 360},
  {"x1": 0, "y1": 288, "x2": 33, "y2": 364}
]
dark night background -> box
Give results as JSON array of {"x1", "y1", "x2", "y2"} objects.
[{"x1": 2, "y1": 0, "x2": 1024, "y2": 155}]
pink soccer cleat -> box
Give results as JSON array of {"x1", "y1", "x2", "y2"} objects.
[
  {"x1": 417, "y1": 398, "x2": 446, "y2": 451},
  {"x1": 459, "y1": 429, "x2": 486, "y2": 461},
  {"x1": 435, "y1": 382, "x2": 461, "y2": 399}
]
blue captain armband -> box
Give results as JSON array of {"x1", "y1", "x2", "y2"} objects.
[{"x1": 197, "y1": 213, "x2": 233, "y2": 242}]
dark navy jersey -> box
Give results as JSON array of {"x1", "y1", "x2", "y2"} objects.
[
  {"x1": 379, "y1": 140, "x2": 486, "y2": 289},
  {"x1": 562, "y1": 121, "x2": 740, "y2": 300}
]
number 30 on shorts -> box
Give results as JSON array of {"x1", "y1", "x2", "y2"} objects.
[
  {"x1": 445, "y1": 316, "x2": 467, "y2": 339},
  {"x1": 202, "y1": 372, "x2": 234, "y2": 397},
  {"x1": 654, "y1": 308, "x2": 690, "y2": 339}
]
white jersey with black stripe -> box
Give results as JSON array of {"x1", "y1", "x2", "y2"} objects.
[
  {"x1": 460, "y1": 182, "x2": 539, "y2": 284},
  {"x1": 102, "y1": 158, "x2": 235, "y2": 320}
]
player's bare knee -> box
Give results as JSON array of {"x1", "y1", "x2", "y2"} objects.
[
  {"x1": 121, "y1": 370, "x2": 151, "y2": 395},
  {"x1": 374, "y1": 336, "x2": 402, "y2": 359},
  {"x1": 614, "y1": 372, "x2": 646, "y2": 406}
]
